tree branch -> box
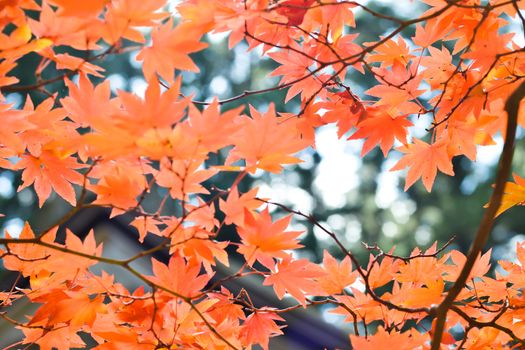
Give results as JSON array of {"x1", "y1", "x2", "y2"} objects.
[{"x1": 431, "y1": 81, "x2": 525, "y2": 349}]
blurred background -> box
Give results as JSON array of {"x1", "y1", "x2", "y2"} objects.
[{"x1": 1, "y1": 0, "x2": 524, "y2": 348}]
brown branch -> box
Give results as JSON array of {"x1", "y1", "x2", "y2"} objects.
[
  {"x1": 1, "y1": 46, "x2": 117, "y2": 94},
  {"x1": 0, "y1": 236, "x2": 240, "y2": 350},
  {"x1": 450, "y1": 304, "x2": 525, "y2": 346},
  {"x1": 258, "y1": 198, "x2": 430, "y2": 315},
  {"x1": 430, "y1": 81, "x2": 525, "y2": 349},
  {"x1": 362, "y1": 235, "x2": 455, "y2": 262}
]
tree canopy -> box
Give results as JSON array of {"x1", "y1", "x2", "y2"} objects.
[{"x1": 1, "y1": 0, "x2": 525, "y2": 349}]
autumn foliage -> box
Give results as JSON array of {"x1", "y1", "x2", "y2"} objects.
[{"x1": 1, "y1": 0, "x2": 525, "y2": 349}]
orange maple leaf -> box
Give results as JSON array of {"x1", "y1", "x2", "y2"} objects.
[
  {"x1": 263, "y1": 255, "x2": 326, "y2": 306},
  {"x1": 49, "y1": 52, "x2": 105, "y2": 77},
  {"x1": 48, "y1": 0, "x2": 108, "y2": 17},
  {"x1": 367, "y1": 36, "x2": 414, "y2": 68},
  {"x1": 0, "y1": 100, "x2": 32, "y2": 154},
  {"x1": 317, "y1": 250, "x2": 356, "y2": 295},
  {"x1": 16, "y1": 150, "x2": 84, "y2": 207},
  {"x1": 237, "y1": 208, "x2": 303, "y2": 269},
  {"x1": 241, "y1": 310, "x2": 284, "y2": 350},
  {"x1": 349, "y1": 107, "x2": 412, "y2": 156},
  {"x1": 28, "y1": 3, "x2": 98, "y2": 50},
  {"x1": 219, "y1": 186, "x2": 263, "y2": 227},
  {"x1": 22, "y1": 325, "x2": 86, "y2": 350},
  {"x1": 226, "y1": 104, "x2": 309, "y2": 173},
  {"x1": 2, "y1": 223, "x2": 54, "y2": 276},
  {"x1": 117, "y1": 77, "x2": 187, "y2": 130},
  {"x1": 29, "y1": 291, "x2": 106, "y2": 327},
  {"x1": 185, "y1": 100, "x2": 243, "y2": 152},
  {"x1": 391, "y1": 137, "x2": 454, "y2": 192},
  {"x1": 0, "y1": 24, "x2": 52, "y2": 60},
  {"x1": 156, "y1": 158, "x2": 216, "y2": 201},
  {"x1": 101, "y1": 0, "x2": 169, "y2": 44},
  {"x1": 149, "y1": 254, "x2": 212, "y2": 298},
  {"x1": 130, "y1": 216, "x2": 162, "y2": 242},
  {"x1": 269, "y1": 48, "x2": 325, "y2": 102},
  {"x1": 61, "y1": 74, "x2": 116, "y2": 128},
  {"x1": 136, "y1": 19, "x2": 208, "y2": 82},
  {"x1": 495, "y1": 173, "x2": 525, "y2": 216},
  {"x1": 0, "y1": 59, "x2": 19, "y2": 89}
]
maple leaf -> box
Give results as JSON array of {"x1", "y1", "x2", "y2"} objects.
[
  {"x1": 263, "y1": 255, "x2": 326, "y2": 306},
  {"x1": 29, "y1": 292, "x2": 106, "y2": 327},
  {"x1": 367, "y1": 253, "x2": 401, "y2": 289},
  {"x1": 237, "y1": 208, "x2": 303, "y2": 269},
  {"x1": 290, "y1": 102, "x2": 325, "y2": 144},
  {"x1": 462, "y1": 20, "x2": 513, "y2": 71},
  {"x1": 495, "y1": 174, "x2": 525, "y2": 216},
  {"x1": 321, "y1": 91, "x2": 365, "y2": 138},
  {"x1": 101, "y1": 0, "x2": 169, "y2": 44},
  {"x1": 0, "y1": 23, "x2": 52, "y2": 59},
  {"x1": 443, "y1": 121, "x2": 477, "y2": 160},
  {"x1": 49, "y1": 0, "x2": 108, "y2": 17},
  {"x1": 156, "y1": 158, "x2": 216, "y2": 201},
  {"x1": 90, "y1": 171, "x2": 145, "y2": 212},
  {"x1": 88, "y1": 160, "x2": 153, "y2": 217},
  {"x1": 185, "y1": 198, "x2": 219, "y2": 231},
  {"x1": 315, "y1": 1, "x2": 356, "y2": 39},
  {"x1": 117, "y1": 77, "x2": 187, "y2": 130},
  {"x1": 164, "y1": 223, "x2": 229, "y2": 273},
  {"x1": 28, "y1": 3, "x2": 98, "y2": 50},
  {"x1": 49, "y1": 52, "x2": 105, "y2": 77},
  {"x1": 241, "y1": 310, "x2": 284, "y2": 350},
  {"x1": 149, "y1": 254, "x2": 212, "y2": 298},
  {"x1": 110, "y1": 0, "x2": 168, "y2": 25},
  {"x1": 21, "y1": 325, "x2": 86, "y2": 350},
  {"x1": 130, "y1": 216, "x2": 162, "y2": 243},
  {"x1": 394, "y1": 278, "x2": 444, "y2": 308},
  {"x1": 498, "y1": 242, "x2": 525, "y2": 290},
  {"x1": 176, "y1": 0, "x2": 219, "y2": 35},
  {"x1": 419, "y1": 45, "x2": 455, "y2": 89},
  {"x1": 443, "y1": 249, "x2": 492, "y2": 283},
  {"x1": 16, "y1": 150, "x2": 85, "y2": 207},
  {"x1": 136, "y1": 19, "x2": 208, "y2": 82},
  {"x1": 457, "y1": 327, "x2": 504, "y2": 350},
  {"x1": 366, "y1": 62, "x2": 425, "y2": 115},
  {"x1": 349, "y1": 107, "x2": 412, "y2": 156},
  {"x1": 391, "y1": 137, "x2": 454, "y2": 192},
  {"x1": 269, "y1": 47, "x2": 323, "y2": 102},
  {"x1": 2, "y1": 1, "x2": 525, "y2": 348},
  {"x1": 367, "y1": 36, "x2": 414, "y2": 68},
  {"x1": 0, "y1": 100, "x2": 32, "y2": 153},
  {"x1": 0, "y1": 59, "x2": 19, "y2": 89},
  {"x1": 275, "y1": 0, "x2": 315, "y2": 26},
  {"x1": 135, "y1": 124, "x2": 204, "y2": 162},
  {"x1": 21, "y1": 97, "x2": 72, "y2": 157},
  {"x1": 63, "y1": 229, "x2": 103, "y2": 267},
  {"x1": 396, "y1": 247, "x2": 445, "y2": 285},
  {"x1": 2, "y1": 222, "x2": 54, "y2": 276},
  {"x1": 185, "y1": 100, "x2": 243, "y2": 152},
  {"x1": 331, "y1": 291, "x2": 384, "y2": 323},
  {"x1": 219, "y1": 186, "x2": 263, "y2": 227},
  {"x1": 317, "y1": 250, "x2": 356, "y2": 295},
  {"x1": 61, "y1": 74, "x2": 116, "y2": 128},
  {"x1": 226, "y1": 104, "x2": 309, "y2": 173},
  {"x1": 412, "y1": 15, "x2": 453, "y2": 48}
]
